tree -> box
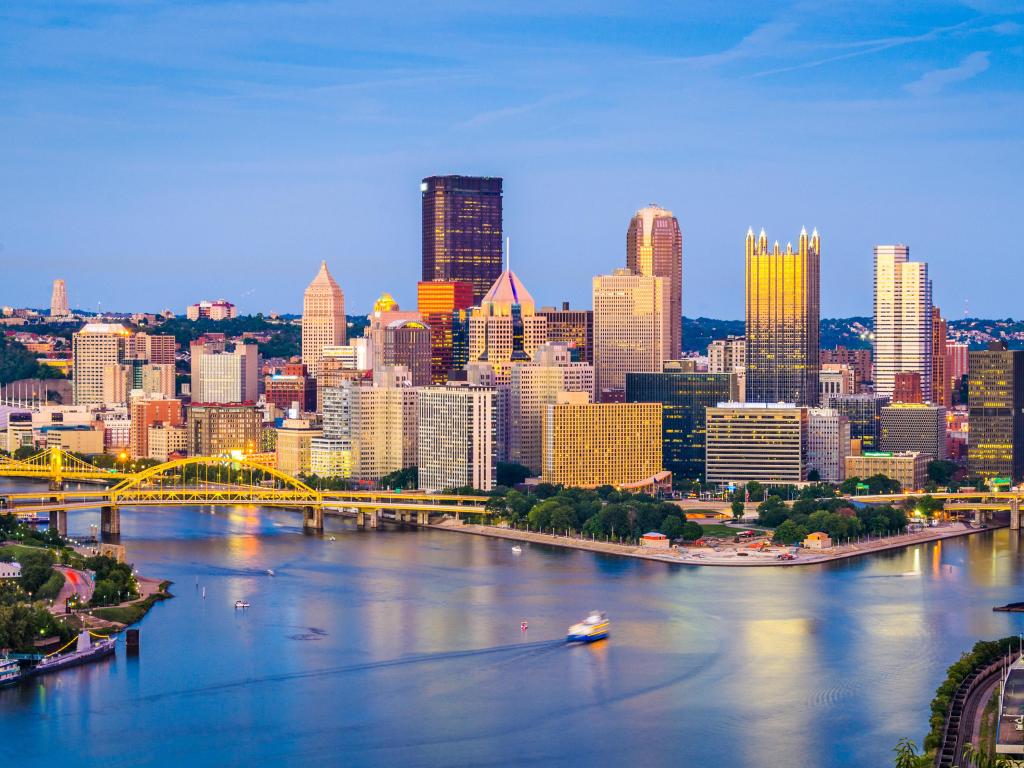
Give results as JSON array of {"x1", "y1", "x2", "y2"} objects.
[
  {"x1": 807, "y1": 468, "x2": 821, "y2": 482},
  {"x1": 660, "y1": 515, "x2": 685, "y2": 540},
  {"x1": 927, "y1": 459, "x2": 958, "y2": 487},
  {"x1": 731, "y1": 498, "x2": 745, "y2": 520},
  {"x1": 892, "y1": 738, "x2": 928, "y2": 768},
  {"x1": 773, "y1": 519, "x2": 808, "y2": 545},
  {"x1": 496, "y1": 462, "x2": 531, "y2": 488},
  {"x1": 680, "y1": 521, "x2": 704, "y2": 540},
  {"x1": 745, "y1": 481, "x2": 766, "y2": 502},
  {"x1": 757, "y1": 496, "x2": 789, "y2": 527}
]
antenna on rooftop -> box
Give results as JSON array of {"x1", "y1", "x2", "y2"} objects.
[{"x1": 506, "y1": 236, "x2": 511, "y2": 272}]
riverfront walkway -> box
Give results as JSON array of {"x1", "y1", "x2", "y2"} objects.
[{"x1": 442, "y1": 520, "x2": 992, "y2": 566}]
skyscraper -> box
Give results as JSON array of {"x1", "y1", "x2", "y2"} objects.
[
  {"x1": 467, "y1": 270, "x2": 548, "y2": 385},
  {"x1": 626, "y1": 365, "x2": 737, "y2": 480},
  {"x1": 50, "y1": 279, "x2": 69, "y2": 317},
  {"x1": 417, "y1": 384, "x2": 497, "y2": 492},
  {"x1": 191, "y1": 343, "x2": 260, "y2": 404},
  {"x1": 421, "y1": 175, "x2": 503, "y2": 303},
  {"x1": 932, "y1": 306, "x2": 950, "y2": 407},
  {"x1": 627, "y1": 205, "x2": 683, "y2": 359},
  {"x1": 301, "y1": 261, "x2": 346, "y2": 378},
  {"x1": 536, "y1": 303, "x2": 593, "y2": 364},
  {"x1": 592, "y1": 269, "x2": 669, "y2": 397},
  {"x1": 418, "y1": 281, "x2": 475, "y2": 384},
  {"x1": 873, "y1": 244, "x2": 932, "y2": 400},
  {"x1": 72, "y1": 323, "x2": 130, "y2": 405},
  {"x1": 745, "y1": 227, "x2": 820, "y2": 406},
  {"x1": 968, "y1": 342, "x2": 1024, "y2": 482}
]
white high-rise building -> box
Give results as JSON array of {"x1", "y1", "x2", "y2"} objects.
[
  {"x1": 72, "y1": 323, "x2": 130, "y2": 405},
  {"x1": 873, "y1": 245, "x2": 932, "y2": 400},
  {"x1": 417, "y1": 384, "x2": 497, "y2": 492},
  {"x1": 592, "y1": 269, "x2": 669, "y2": 396},
  {"x1": 191, "y1": 343, "x2": 259, "y2": 403},
  {"x1": 313, "y1": 371, "x2": 418, "y2": 481},
  {"x1": 806, "y1": 407, "x2": 850, "y2": 483},
  {"x1": 509, "y1": 343, "x2": 594, "y2": 473},
  {"x1": 302, "y1": 261, "x2": 346, "y2": 378}
]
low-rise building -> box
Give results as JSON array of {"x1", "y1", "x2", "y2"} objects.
[
  {"x1": 803, "y1": 531, "x2": 832, "y2": 550},
  {"x1": 147, "y1": 424, "x2": 189, "y2": 462},
  {"x1": 0, "y1": 562, "x2": 22, "y2": 579},
  {"x1": 844, "y1": 451, "x2": 929, "y2": 492}
]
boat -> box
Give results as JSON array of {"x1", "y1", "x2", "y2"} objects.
[
  {"x1": 266, "y1": 569, "x2": 275, "y2": 577},
  {"x1": 0, "y1": 658, "x2": 21, "y2": 688},
  {"x1": 235, "y1": 600, "x2": 250, "y2": 609},
  {"x1": 511, "y1": 545, "x2": 523, "y2": 554},
  {"x1": 33, "y1": 631, "x2": 115, "y2": 675},
  {"x1": 329, "y1": 536, "x2": 336, "y2": 541},
  {"x1": 566, "y1": 611, "x2": 610, "y2": 643}
]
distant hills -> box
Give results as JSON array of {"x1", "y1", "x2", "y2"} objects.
[{"x1": 682, "y1": 316, "x2": 1024, "y2": 354}]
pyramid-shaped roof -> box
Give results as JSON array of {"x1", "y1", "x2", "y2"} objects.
[
  {"x1": 480, "y1": 270, "x2": 535, "y2": 313},
  {"x1": 306, "y1": 261, "x2": 343, "y2": 294}
]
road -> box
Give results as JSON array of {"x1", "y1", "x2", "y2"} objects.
[{"x1": 51, "y1": 566, "x2": 94, "y2": 613}]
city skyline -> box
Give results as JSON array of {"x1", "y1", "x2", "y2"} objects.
[{"x1": 2, "y1": 3, "x2": 1022, "y2": 317}]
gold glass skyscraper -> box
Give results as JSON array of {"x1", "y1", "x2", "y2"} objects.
[{"x1": 744, "y1": 227, "x2": 820, "y2": 406}]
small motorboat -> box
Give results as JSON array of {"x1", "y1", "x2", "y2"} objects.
[
  {"x1": 511, "y1": 545, "x2": 523, "y2": 554},
  {"x1": 567, "y1": 611, "x2": 609, "y2": 643},
  {"x1": 266, "y1": 569, "x2": 275, "y2": 577},
  {"x1": 329, "y1": 536, "x2": 336, "y2": 542},
  {"x1": 234, "y1": 600, "x2": 251, "y2": 609},
  {"x1": 520, "y1": 621, "x2": 528, "y2": 631}
]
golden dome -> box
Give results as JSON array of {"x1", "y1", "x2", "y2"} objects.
[{"x1": 373, "y1": 292, "x2": 399, "y2": 313}]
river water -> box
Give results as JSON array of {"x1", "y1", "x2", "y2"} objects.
[{"x1": 1, "y1": 477, "x2": 1023, "y2": 767}]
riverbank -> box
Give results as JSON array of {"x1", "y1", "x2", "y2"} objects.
[
  {"x1": 436, "y1": 520, "x2": 995, "y2": 566},
  {"x1": 85, "y1": 578, "x2": 173, "y2": 629}
]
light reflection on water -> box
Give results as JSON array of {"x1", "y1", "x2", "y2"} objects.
[{"x1": 1, "y1": 478, "x2": 1024, "y2": 767}]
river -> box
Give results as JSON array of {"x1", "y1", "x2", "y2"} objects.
[{"x1": 1, "y1": 477, "x2": 1023, "y2": 767}]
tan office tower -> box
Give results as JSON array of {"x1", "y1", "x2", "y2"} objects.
[
  {"x1": 302, "y1": 261, "x2": 346, "y2": 378},
  {"x1": 873, "y1": 245, "x2": 932, "y2": 401},
  {"x1": 72, "y1": 323, "x2": 131, "y2": 405},
  {"x1": 627, "y1": 205, "x2": 682, "y2": 360},
  {"x1": 50, "y1": 279, "x2": 70, "y2": 317},
  {"x1": 509, "y1": 343, "x2": 595, "y2": 474},
  {"x1": 932, "y1": 307, "x2": 949, "y2": 407},
  {"x1": 593, "y1": 269, "x2": 669, "y2": 397},
  {"x1": 468, "y1": 270, "x2": 548, "y2": 385},
  {"x1": 745, "y1": 227, "x2": 820, "y2": 406}
]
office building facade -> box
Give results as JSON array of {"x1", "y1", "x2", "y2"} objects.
[
  {"x1": 541, "y1": 394, "x2": 663, "y2": 488},
  {"x1": 592, "y1": 270, "x2": 669, "y2": 396},
  {"x1": 626, "y1": 366, "x2": 737, "y2": 480},
  {"x1": 873, "y1": 244, "x2": 932, "y2": 400},
  {"x1": 421, "y1": 175, "x2": 503, "y2": 303},
  {"x1": 968, "y1": 343, "x2": 1024, "y2": 482},
  {"x1": 626, "y1": 204, "x2": 683, "y2": 360},
  {"x1": 705, "y1": 402, "x2": 807, "y2": 485},
  {"x1": 536, "y1": 303, "x2": 593, "y2": 364},
  {"x1": 301, "y1": 261, "x2": 346, "y2": 377},
  {"x1": 417, "y1": 385, "x2": 497, "y2": 492},
  {"x1": 879, "y1": 403, "x2": 947, "y2": 460},
  {"x1": 745, "y1": 228, "x2": 820, "y2": 406}
]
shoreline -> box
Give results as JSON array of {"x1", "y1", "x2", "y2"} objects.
[{"x1": 433, "y1": 520, "x2": 998, "y2": 566}]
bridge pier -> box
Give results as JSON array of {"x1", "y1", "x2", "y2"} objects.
[
  {"x1": 48, "y1": 509, "x2": 67, "y2": 537},
  {"x1": 303, "y1": 505, "x2": 323, "y2": 533},
  {"x1": 1012, "y1": 498, "x2": 1021, "y2": 531},
  {"x1": 417, "y1": 510, "x2": 430, "y2": 526},
  {"x1": 100, "y1": 505, "x2": 121, "y2": 540},
  {"x1": 356, "y1": 509, "x2": 379, "y2": 529},
  {"x1": 48, "y1": 477, "x2": 64, "y2": 492}
]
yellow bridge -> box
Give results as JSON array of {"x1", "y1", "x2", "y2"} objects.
[
  {"x1": 0, "y1": 448, "x2": 490, "y2": 538},
  {"x1": 852, "y1": 490, "x2": 1024, "y2": 529}
]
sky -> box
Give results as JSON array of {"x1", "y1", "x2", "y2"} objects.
[{"x1": 1, "y1": 1, "x2": 1022, "y2": 319}]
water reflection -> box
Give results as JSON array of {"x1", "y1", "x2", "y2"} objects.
[{"x1": 3, "y1": 477, "x2": 1024, "y2": 767}]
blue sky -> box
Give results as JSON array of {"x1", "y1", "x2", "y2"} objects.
[{"x1": 1, "y1": 1, "x2": 1022, "y2": 319}]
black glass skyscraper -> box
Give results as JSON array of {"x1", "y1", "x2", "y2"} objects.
[
  {"x1": 421, "y1": 176, "x2": 503, "y2": 304},
  {"x1": 626, "y1": 367, "x2": 737, "y2": 480}
]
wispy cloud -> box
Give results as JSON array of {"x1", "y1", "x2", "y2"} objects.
[
  {"x1": 675, "y1": 21, "x2": 797, "y2": 68},
  {"x1": 904, "y1": 51, "x2": 991, "y2": 95},
  {"x1": 457, "y1": 91, "x2": 585, "y2": 128},
  {"x1": 751, "y1": 19, "x2": 977, "y2": 78}
]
